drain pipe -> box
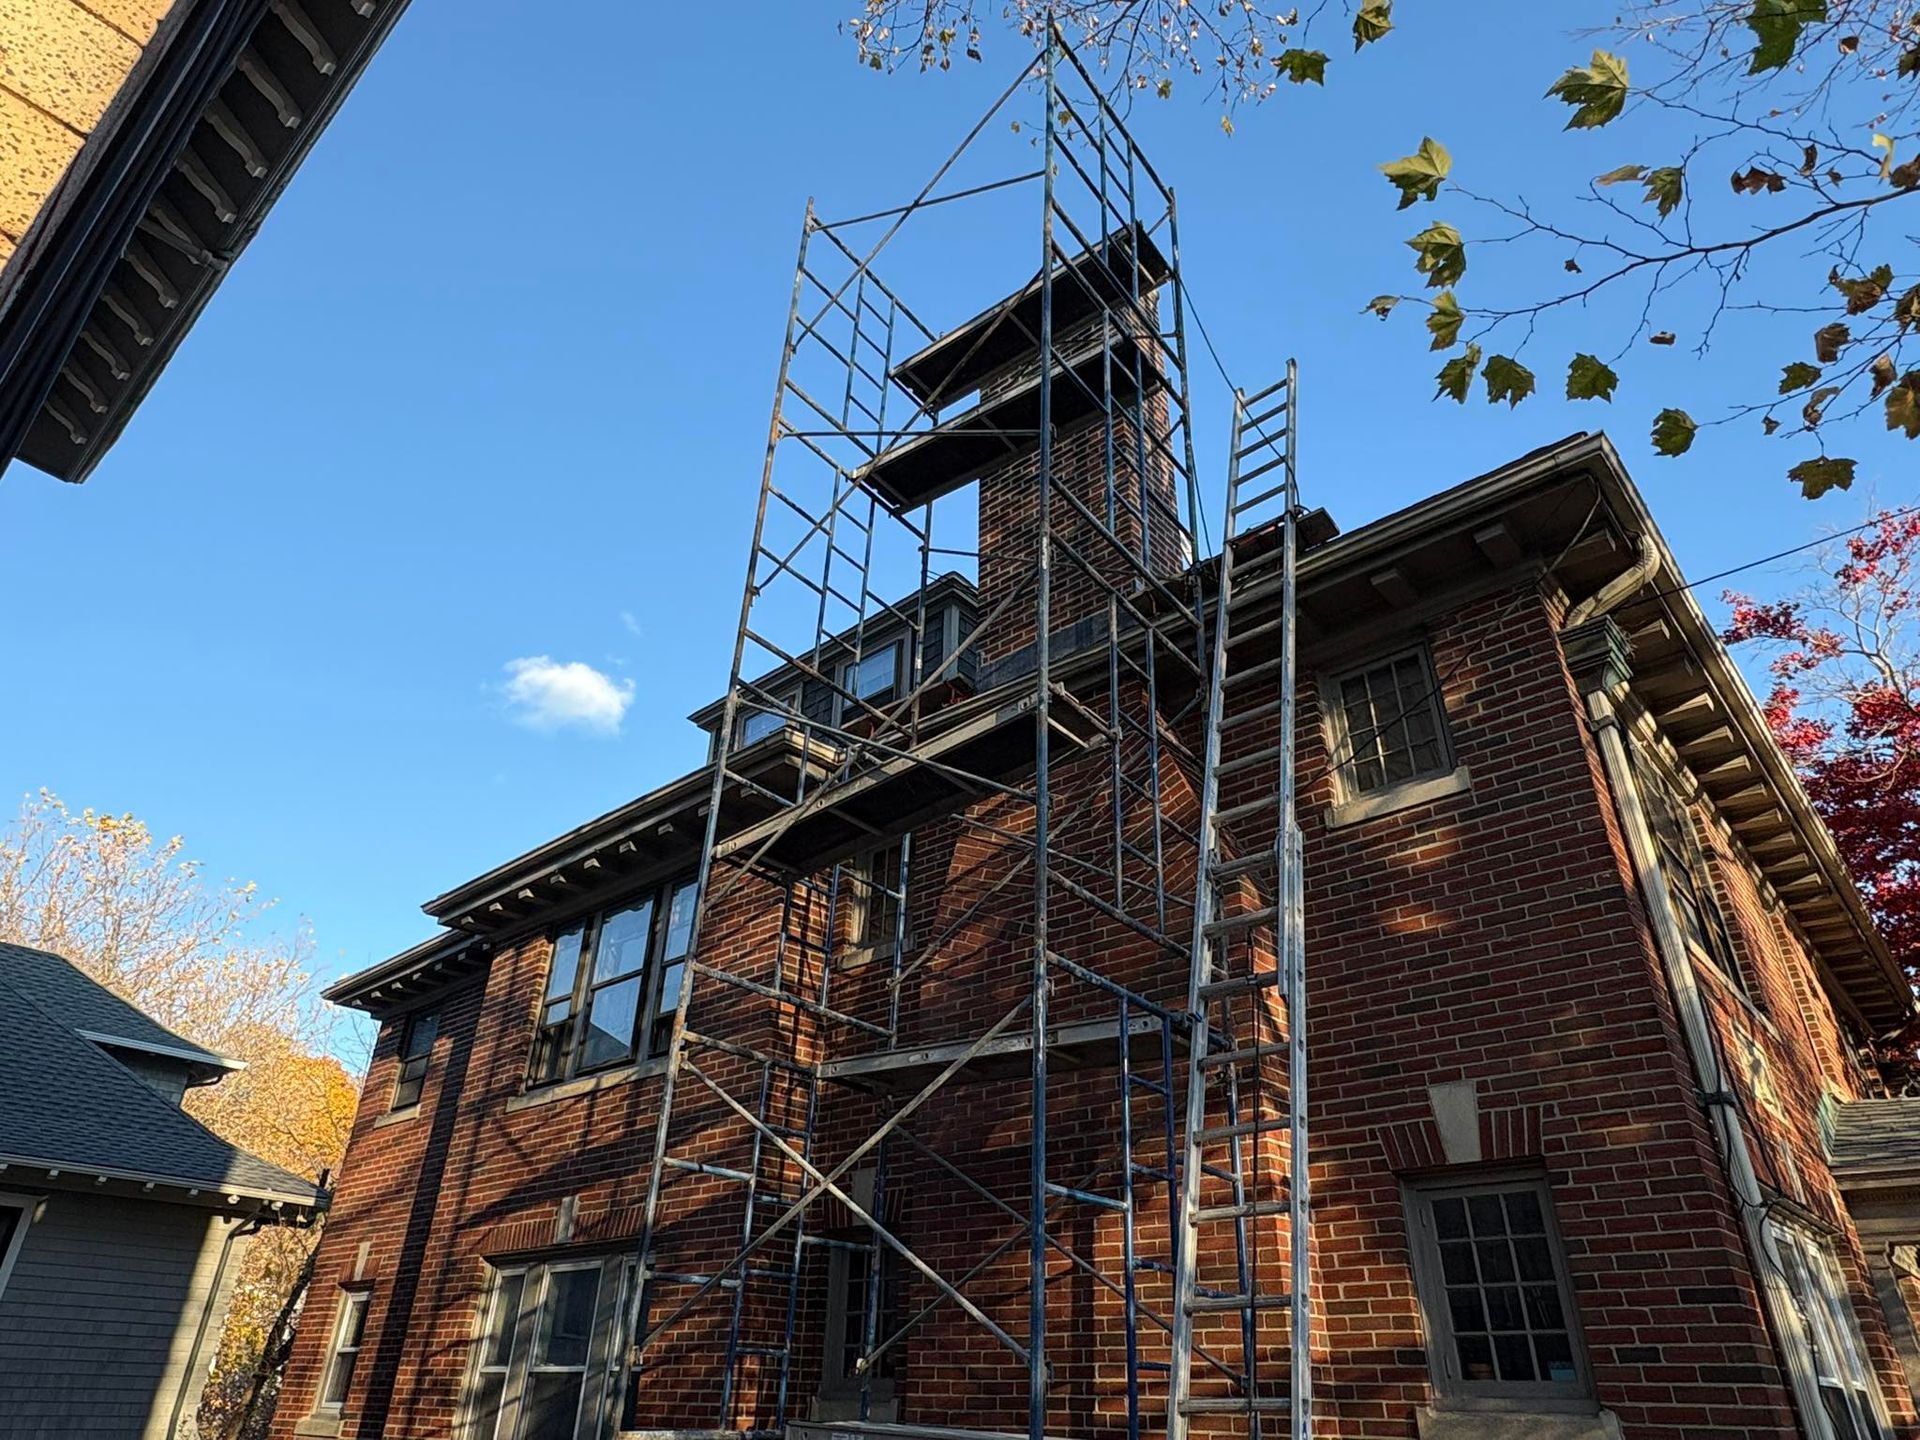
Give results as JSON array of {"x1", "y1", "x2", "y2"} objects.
[
  {"x1": 167, "y1": 1206, "x2": 270, "y2": 1440},
  {"x1": 1562, "y1": 531, "x2": 1658, "y2": 630},
  {"x1": 1563, "y1": 613, "x2": 1833, "y2": 1438}
]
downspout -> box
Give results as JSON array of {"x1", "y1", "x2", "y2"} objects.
[
  {"x1": 1562, "y1": 532, "x2": 1658, "y2": 630},
  {"x1": 166, "y1": 1206, "x2": 270, "y2": 1440},
  {"x1": 1562, "y1": 612, "x2": 1839, "y2": 1440}
]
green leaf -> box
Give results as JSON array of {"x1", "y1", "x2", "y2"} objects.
[
  {"x1": 1651, "y1": 408, "x2": 1697, "y2": 456},
  {"x1": 1644, "y1": 167, "x2": 1685, "y2": 217},
  {"x1": 1435, "y1": 343, "x2": 1481, "y2": 404},
  {"x1": 1747, "y1": 0, "x2": 1827, "y2": 73},
  {"x1": 1779, "y1": 362, "x2": 1821, "y2": 394},
  {"x1": 1407, "y1": 222, "x2": 1466, "y2": 288},
  {"x1": 1595, "y1": 164, "x2": 1646, "y2": 185},
  {"x1": 1353, "y1": 1, "x2": 1392, "y2": 50},
  {"x1": 1814, "y1": 322, "x2": 1851, "y2": 363},
  {"x1": 1483, "y1": 355, "x2": 1536, "y2": 408},
  {"x1": 1888, "y1": 373, "x2": 1920, "y2": 439},
  {"x1": 1900, "y1": 45, "x2": 1920, "y2": 79},
  {"x1": 1829, "y1": 264, "x2": 1895, "y2": 314},
  {"x1": 1275, "y1": 48, "x2": 1328, "y2": 85},
  {"x1": 1545, "y1": 49, "x2": 1629, "y2": 129},
  {"x1": 1426, "y1": 290, "x2": 1464, "y2": 349},
  {"x1": 1788, "y1": 456, "x2": 1856, "y2": 499},
  {"x1": 1380, "y1": 136, "x2": 1451, "y2": 210},
  {"x1": 1363, "y1": 294, "x2": 1399, "y2": 319},
  {"x1": 1566, "y1": 353, "x2": 1618, "y2": 401}
]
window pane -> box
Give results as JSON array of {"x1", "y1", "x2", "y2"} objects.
[
  {"x1": 579, "y1": 977, "x2": 642, "y2": 1071},
  {"x1": 537, "y1": 1268, "x2": 600, "y2": 1368},
  {"x1": 1476, "y1": 1240, "x2": 1516, "y2": 1283},
  {"x1": 1821, "y1": 1386, "x2": 1866, "y2": 1440},
  {"x1": 848, "y1": 645, "x2": 898, "y2": 700},
  {"x1": 484, "y1": 1272, "x2": 525, "y2": 1369},
  {"x1": 1432, "y1": 1197, "x2": 1469, "y2": 1241},
  {"x1": 467, "y1": 1372, "x2": 508, "y2": 1440},
  {"x1": 663, "y1": 881, "x2": 698, "y2": 961},
  {"x1": 341, "y1": 1295, "x2": 369, "y2": 1350},
  {"x1": 393, "y1": 1058, "x2": 426, "y2": 1110},
  {"x1": 1467, "y1": 1194, "x2": 1507, "y2": 1236},
  {"x1": 1439, "y1": 1241, "x2": 1477, "y2": 1286},
  {"x1": 1424, "y1": 1183, "x2": 1581, "y2": 1396},
  {"x1": 740, "y1": 706, "x2": 787, "y2": 745},
  {"x1": 523, "y1": 1371, "x2": 586, "y2": 1440},
  {"x1": 547, "y1": 928, "x2": 585, "y2": 1000},
  {"x1": 1493, "y1": 1333, "x2": 1537, "y2": 1382},
  {"x1": 1455, "y1": 1334, "x2": 1495, "y2": 1380},
  {"x1": 533, "y1": 1012, "x2": 572, "y2": 1084},
  {"x1": 402, "y1": 1012, "x2": 438, "y2": 1062},
  {"x1": 321, "y1": 1348, "x2": 358, "y2": 1406},
  {"x1": 1447, "y1": 1288, "x2": 1486, "y2": 1334},
  {"x1": 594, "y1": 900, "x2": 655, "y2": 981},
  {"x1": 1504, "y1": 1190, "x2": 1544, "y2": 1234}
]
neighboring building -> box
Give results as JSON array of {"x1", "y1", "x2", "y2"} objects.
[
  {"x1": 0, "y1": 940, "x2": 326, "y2": 1438},
  {"x1": 0, "y1": 0, "x2": 411, "y2": 482},
  {"x1": 277, "y1": 417, "x2": 1920, "y2": 1439}
]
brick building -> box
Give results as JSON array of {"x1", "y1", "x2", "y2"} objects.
[
  {"x1": 273, "y1": 423, "x2": 1920, "y2": 1440},
  {"x1": 271, "y1": 54, "x2": 1919, "y2": 1440}
]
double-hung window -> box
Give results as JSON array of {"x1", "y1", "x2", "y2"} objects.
[
  {"x1": 1327, "y1": 646, "x2": 1453, "y2": 799},
  {"x1": 317, "y1": 1290, "x2": 371, "y2": 1412},
  {"x1": 840, "y1": 641, "x2": 901, "y2": 718},
  {"x1": 532, "y1": 877, "x2": 699, "y2": 1086},
  {"x1": 1633, "y1": 749, "x2": 1748, "y2": 994},
  {"x1": 843, "y1": 841, "x2": 904, "y2": 964},
  {"x1": 464, "y1": 1259, "x2": 625, "y2": 1440},
  {"x1": 391, "y1": 1010, "x2": 438, "y2": 1111},
  {"x1": 737, "y1": 685, "x2": 801, "y2": 747},
  {"x1": 1771, "y1": 1223, "x2": 1891, "y2": 1440},
  {"x1": 1404, "y1": 1174, "x2": 1590, "y2": 1404}
]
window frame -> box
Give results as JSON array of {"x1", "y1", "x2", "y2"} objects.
[
  {"x1": 463, "y1": 1264, "x2": 529, "y2": 1440},
  {"x1": 315, "y1": 1288, "x2": 372, "y2": 1414},
  {"x1": 390, "y1": 1009, "x2": 439, "y2": 1112},
  {"x1": 1769, "y1": 1221, "x2": 1893, "y2": 1440},
  {"x1": 817, "y1": 1170, "x2": 899, "y2": 1409},
  {"x1": 736, "y1": 683, "x2": 803, "y2": 748},
  {"x1": 460, "y1": 1258, "x2": 626, "y2": 1440},
  {"x1": 530, "y1": 876, "x2": 700, "y2": 1089},
  {"x1": 839, "y1": 640, "x2": 902, "y2": 720},
  {"x1": 1631, "y1": 747, "x2": 1751, "y2": 997},
  {"x1": 0, "y1": 1191, "x2": 34, "y2": 1305},
  {"x1": 1323, "y1": 643, "x2": 1456, "y2": 804},
  {"x1": 841, "y1": 840, "x2": 905, "y2": 966},
  {"x1": 1402, "y1": 1171, "x2": 1594, "y2": 1410}
]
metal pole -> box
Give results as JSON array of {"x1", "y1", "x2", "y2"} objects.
[{"x1": 1281, "y1": 360, "x2": 1310, "y2": 1440}]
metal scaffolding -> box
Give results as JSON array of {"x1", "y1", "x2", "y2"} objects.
[{"x1": 621, "y1": 28, "x2": 1306, "y2": 1440}]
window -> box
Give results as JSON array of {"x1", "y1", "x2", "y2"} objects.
[
  {"x1": 819, "y1": 1174, "x2": 898, "y2": 1410},
  {"x1": 0, "y1": 1193, "x2": 32, "y2": 1303},
  {"x1": 843, "y1": 841, "x2": 904, "y2": 963},
  {"x1": 1327, "y1": 647, "x2": 1452, "y2": 798},
  {"x1": 464, "y1": 1260, "x2": 622, "y2": 1440},
  {"x1": 532, "y1": 877, "x2": 700, "y2": 1086},
  {"x1": 1771, "y1": 1223, "x2": 1891, "y2": 1440},
  {"x1": 841, "y1": 642, "x2": 901, "y2": 715},
  {"x1": 1633, "y1": 750, "x2": 1747, "y2": 993},
  {"x1": 1405, "y1": 1174, "x2": 1589, "y2": 1403},
  {"x1": 391, "y1": 1010, "x2": 438, "y2": 1111},
  {"x1": 317, "y1": 1290, "x2": 371, "y2": 1412},
  {"x1": 737, "y1": 686, "x2": 801, "y2": 747}
]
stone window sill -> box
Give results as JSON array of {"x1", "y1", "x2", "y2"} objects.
[
  {"x1": 1417, "y1": 1403, "x2": 1621, "y2": 1440},
  {"x1": 505, "y1": 1057, "x2": 666, "y2": 1112},
  {"x1": 293, "y1": 1415, "x2": 343, "y2": 1438},
  {"x1": 370, "y1": 1104, "x2": 419, "y2": 1130},
  {"x1": 1326, "y1": 764, "x2": 1472, "y2": 830}
]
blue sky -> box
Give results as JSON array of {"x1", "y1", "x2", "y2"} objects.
[{"x1": 1, "y1": 3, "x2": 1911, "y2": 1052}]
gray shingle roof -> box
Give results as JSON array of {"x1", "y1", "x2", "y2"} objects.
[
  {"x1": 1828, "y1": 1097, "x2": 1920, "y2": 1184},
  {"x1": 0, "y1": 943, "x2": 323, "y2": 1207}
]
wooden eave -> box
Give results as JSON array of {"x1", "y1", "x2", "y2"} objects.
[
  {"x1": 10, "y1": 0, "x2": 412, "y2": 482},
  {"x1": 322, "y1": 931, "x2": 490, "y2": 1017}
]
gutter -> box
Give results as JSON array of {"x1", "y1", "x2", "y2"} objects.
[{"x1": 0, "y1": 1151, "x2": 321, "y2": 1212}]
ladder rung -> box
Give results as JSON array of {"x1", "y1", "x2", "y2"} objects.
[
  {"x1": 1210, "y1": 851, "x2": 1277, "y2": 880},
  {"x1": 1198, "y1": 971, "x2": 1283, "y2": 1002},
  {"x1": 1232, "y1": 477, "x2": 1291, "y2": 517},
  {"x1": 1185, "y1": 1292, "x2": 1293, "y2": 1314},
  {"x1": 1203, "y1": 907, "x2": 1279, "y2": 937},
  {"x1": 1200, "y1": 1040, "x2": 1289, "y2": 1069},
  {"x1": 1231, "y1": 450, "x2": 1289, "y2": 490},
  {"x1": 734, "y1": 1345, "x2": 789, "y2": 1357},
  {"x1": 1217, "y1": 704, "x2": 1280, "y2": 733},
  {"x1": 1224, "y1": 614, "x2": 1287, "y2": 649},
  {"x1": 1193, "y1": 1199, "x2": 1289, "y2": 1222},
  {"x1": 1198, "y1": 1117, "x2": 1291, "y2": 1143},
  {"x1": 1215, "y1": 747, "x2": 1282, "y2": 780},
  {"x1": 1233, "y1": 574, "x2": 1288, "y2": 609},
  {"x1": 1180, "y1": 1396, "x2": 1293, "y2": 1415},
  {"x1": 1211, "y1": 797, "x2": 1271, "y2": 828},
  {"x1": 1222, "y1": 655, "x2": 1287, "y2": 690}
]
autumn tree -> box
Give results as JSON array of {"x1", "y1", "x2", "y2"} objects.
[
  {"x1": 846, "y1": 1, "x2": 1920, "y2": 497},
  {"x1": 0, "y1": 791, "x2": 357, "y2": 1440},
  {"x1": 1724, "y1": 511, "x2": 1920, "y2": 1071}
]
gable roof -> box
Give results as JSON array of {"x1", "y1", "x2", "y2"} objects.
[{"x1": 0, "y1": 942, "x2": 323, "y2": 1210}]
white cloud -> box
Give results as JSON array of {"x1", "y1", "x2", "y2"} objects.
[{"x1": 501, "y1": 656, "x2": 634, "y2": 736}]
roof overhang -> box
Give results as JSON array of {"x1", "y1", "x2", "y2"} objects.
[
  {"x1": 0, "y1": 0, "x2": 412, "y2": 483},
  {"x1": 0, "y1": 1150, "x2": 323, "y2": 1218},
  {"x1": 76, "y1": 1028, "x2": 244, "y2": 1087},
  {"x1": 320, "y1": 931, "x2": 490, "y2": 1016},
  {"x1": 1829, "y1": 1097, "x2": 1920, "y2": 1193}
]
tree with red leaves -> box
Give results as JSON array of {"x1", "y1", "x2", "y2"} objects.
[{"x1": 1724, "y1": 511, "x2": 1920, "y2": 1077}]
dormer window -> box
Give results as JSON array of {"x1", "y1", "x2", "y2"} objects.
[
  {"x1": 842, "y1": 642, "x2": 902, "y2": 717},
  {"x1": 737, "y1": 686, "x2": 802, "y2": 747}
]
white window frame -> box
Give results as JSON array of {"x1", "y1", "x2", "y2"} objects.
[
  {"x1": 1631, "y1": 747, "x2": 1751, "y2": 998},
  {"x1": 464, "y1": 1264, "x2": 529, "y2": 1440},
  {"x1": 736, "y1": 684, "x2": 802, "y2": 747},
  {"x1": 839, "y1": 641, "x2": 902, "y2": 719},
  {"x1": 1322, "y1": 643, "x2": 1456, "y2": 804},
  {"x1": 1767, "y1": 1221, "x2": 1893, "y2": 1440},
  {"x1": 459, "y1": 1257, "x2": 625, "y2": 1440},
  {"x1": 0, "y1": 1190, "x2": 35, "y2": 1303},
  {"x1": 315, "y1": 1289, "x2": 372, "y2": 1413},
  {"x1": 841, "y1": 840, "x2": 905, "y2": 966}
]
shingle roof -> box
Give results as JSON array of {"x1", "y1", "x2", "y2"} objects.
[
  {"x1": 1828, "y1": 1097, "x2": 1920, "y2": 1185},
  {"x1": 0, "y1": 943, "x2": 323, "y2": 1208}
]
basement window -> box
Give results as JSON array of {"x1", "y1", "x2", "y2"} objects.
[
  {"x1": 531, "y1": 876, "x2": 700, "y2": 1086},
  {"x1": 390, "y1": 1010, "x2": 438, "y2": 1111},
  {"x1": 1632, "y1": 750, "x2": 1749, "y2": 996},
  {"x1": 1404, "y1": 1173, "x2": 1591, "y2": 1404},
  {"x1": 1326, "y1": 646, "x2": 1454, "y2": 800}
]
